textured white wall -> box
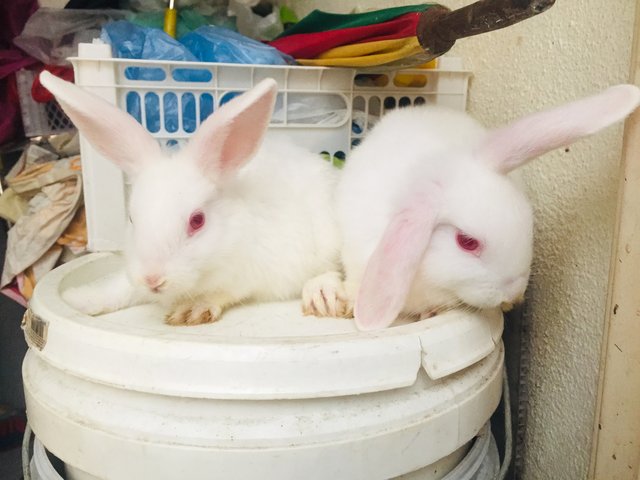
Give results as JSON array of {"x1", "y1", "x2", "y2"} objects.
[
  {"x1": 286, "y1": 0, "x2": 636, "y2": 478},
  {"x1": 442, "y1": 2, "x2": 634, "y2": 477}
]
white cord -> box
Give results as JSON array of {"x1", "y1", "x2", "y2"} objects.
[
  {"x1": 21, "y1": 422, "x2": 33, "y2": 480},
  {"x1": 497, "y1": 364, "x2": 513, "y2": 480}
]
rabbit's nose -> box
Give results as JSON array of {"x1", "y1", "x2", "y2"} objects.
[{"x1": 144, "y1": 274, "x2": 166, "y2": 293}]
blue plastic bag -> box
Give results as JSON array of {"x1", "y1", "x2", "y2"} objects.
[
  {"x1": 180, "y1": 26, "x2": 293, "y2": 65},
  {"x1": 101, "y1": 21, "x2": 200, "y2": 132},
  {"x1": 101, "y1": 21, "x2": 199, "y2": 75},
  {"x1": 101, "y1": 21, "x2": 294, "y2": 134},
  {"x1": 101, "y1": 21, "x2": 293, "y2": 69}
]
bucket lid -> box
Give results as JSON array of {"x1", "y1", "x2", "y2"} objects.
[{"x1": 25, "y1": 253, "x2": 503, "y2": 400}]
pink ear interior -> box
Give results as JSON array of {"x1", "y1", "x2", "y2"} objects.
[
  {"x1": 184, "y1": 78, "x2": 278, "y2": 178},
  {"x1": 38, "y1": 71, "x2": 162, "y2": 175},
  {"x1": 355, "y1": 193, "x2": 438, "y2": 331},
  {"x1": 478, "y1": 84, "x2": 640, "y2": 173}
]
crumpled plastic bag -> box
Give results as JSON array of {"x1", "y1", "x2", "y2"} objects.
[
  {"x1": 13, "y1": 8, "x2": 130, "y2": 65},
  {"x1": 228, "y1": 0, "x2": 283, "y2": 41}
]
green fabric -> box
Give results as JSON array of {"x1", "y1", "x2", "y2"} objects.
[{"x1": 276, "y1": 4, "x2": 434, "y2": 39}]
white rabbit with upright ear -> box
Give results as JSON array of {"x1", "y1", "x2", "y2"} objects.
[
  {"x1": 337, "y1": 84, "x2": 640, "y2": 331},
  {"x1": 40, "y1": 71, "x2": 348, "y2": 325}
]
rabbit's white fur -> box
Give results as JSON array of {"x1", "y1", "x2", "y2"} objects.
[
  {"x1": 40, "y1": 72, "x2": 345, "y2": 325},
  {"x1": 339, "y1": 85, "x2": 640, "y2": 330},
  {"x1": 125, "y1": 137, "x2": 342, "y2": 318}
]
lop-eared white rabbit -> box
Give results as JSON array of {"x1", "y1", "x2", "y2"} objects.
[
  {"x1": 41, "y1": 72, "x2": 347, "y2": 325},
  {"x1": 338, "y1": 84, "x2": 640, "y2": 330}
]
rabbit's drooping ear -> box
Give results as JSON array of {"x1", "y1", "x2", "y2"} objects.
[
  {"x1": 39, "y1": 71, "x2": 162, "y2": 176},
  {"x1": 355, "y1": 193, "x2": 439, "y2": 331},
  {"x1": 183, "y1": 78, "x2": 278, "y2": 179},
  {"x1": 478, "y1": 84, "x2": 640, "y2": 173}
]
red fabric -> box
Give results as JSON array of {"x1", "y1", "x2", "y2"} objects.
[
  {"x1": 0, "y1": 281, "x2": 27, "y2": 307},
  {"x1": 31, "y1": 65, "x2": 74, "y2": 103},
  {"x1": 0, "y1": 74, "x2": 28, "y2": 146},
  {"x1": 0, "y1": 0, "x2": 38, "y2": 48},
  {"x1": 269, "y1": 12, "x2": 420, "y2": 59},
  {"x1": 0, "y1": 0, "x2": 39, "y2": 145},
  {"x1": 0, "y1": 49, "x2": 37, "y2": 79}
]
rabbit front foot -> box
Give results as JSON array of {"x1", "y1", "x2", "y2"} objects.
[
  {"x1": 63, "y1": 272, "x2": 141, "y2": 315},
  {"x1": 63, "y1": 285, "x2": 116, "y2": 316},
  {"x1": 419, "y1": 309, "x2": 440, "y2": 320},
  {"x1": 302, "y1": 271, "x2": 352, "y2": 318},
  {"x1": 165, "y1": 302, "x2": 223, "y2": 326}
]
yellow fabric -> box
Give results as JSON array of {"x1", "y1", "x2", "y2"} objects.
[
  {"x1": 297, "y1": 37, "x2": 425, "y2": 67},
  {"x1": 21, "y1": 269, "x2": 35, "y2": 300},
  {"x1": 7, "y1": 155, "x2": 81, "y2": 195},
  {"x1": 318, "y1": 37, "x2": 418, "y2": 59},
  {"x1": 0, "y1": 188, "x2": 28, "y2": 223},
  {"x1": 57, "y1": 205, "x2": 87, "y2": 250},
  {"x1": 19, "y1": 245, "x2": 64, "y2": 300},
  {"x1": 7, "y1": 162, "x2": 55, "y2": 192},
  {"x1": 1, "y1": 156, "x2": 85, "y2": 291}
]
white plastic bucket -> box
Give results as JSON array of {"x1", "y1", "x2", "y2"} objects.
[
  {"x1": 24, "y1": 253, "x2": 504, "y2": 480},
  {"x1": 30, "y1": 424, "x2": 499, "y2": 480}
]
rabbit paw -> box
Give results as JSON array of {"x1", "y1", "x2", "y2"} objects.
[
  {"x1": 165, "y1": 302, "x2": 223, "y2": 326},
  {"x1": 419, "y1": 309, "x2": 439, "y2": 320},
  {"x1": 302, "y1": 271, "x2": 352, "y2": 318},
  {"x1": 63, "y1": 284, "x2": 125, "y2": 316},
  {"x1": 62, "y1": 271, "x2": 143, "y2": 316}
]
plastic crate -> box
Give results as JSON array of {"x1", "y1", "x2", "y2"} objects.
[
  {"x1": 16, "y1": 69, "x2": 75, "y2": 138},
  {"x1": 70, "y1": 42, "x2": 470, "y2": 251}
]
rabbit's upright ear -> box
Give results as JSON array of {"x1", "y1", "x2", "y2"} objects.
[
  {"x1": 355, "y1": 192, "x2": 439, "y2": 331},
  {"x1": 39, "y1": 71, "x2": 161, "y2": 176},
  {"x1": 183, "y1": 78, "x2": 277, "y2": 179},
  {"x1": 477, "y1": 84, "x2": 640, "y2": 173}
]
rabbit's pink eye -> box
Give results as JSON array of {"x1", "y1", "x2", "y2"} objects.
[
  {"x1": 188, "y1": 210, "x2": 205, "y2": 236},
  {"x1": 456, "y1": 232, "x2": 481, "y2": 253}
]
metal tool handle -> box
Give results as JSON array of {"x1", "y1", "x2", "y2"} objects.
[{"x1": 417, "y1": 0, "x2": 556, "y2": 57}]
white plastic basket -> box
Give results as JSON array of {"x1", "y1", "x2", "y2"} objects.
[{"x1": 70, "y1": 42, "x2": 470, "y2": 251}]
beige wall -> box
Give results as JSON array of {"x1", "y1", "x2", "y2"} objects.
[{"x1": 286, "y1": 0, "x2": 636, "y2": 478}]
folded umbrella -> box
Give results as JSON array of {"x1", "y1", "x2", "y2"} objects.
[
  {"x1": 270, "y1": 11, "x2": 424, "y2": 62},
  {"x1": 270, "y1": 0, "x2": 556, "y2": 68}
]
